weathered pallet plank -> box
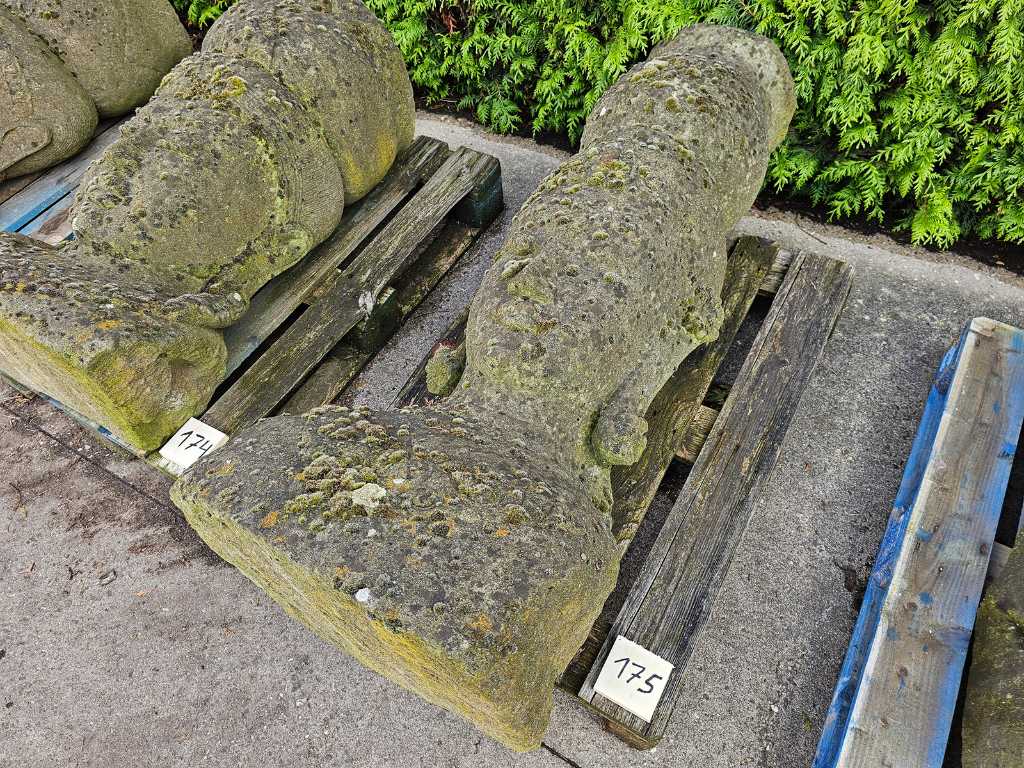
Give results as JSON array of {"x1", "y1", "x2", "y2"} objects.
[
  {"x1": 19, "y1": 196, "x2": 74, "y2": 243},
  {"x1": 815, "y1": 317, "x2": 1024, "y2": 768},
  {"x1": 0, "y1": 120, "x2": 122, "y2": 233},
  {"x1": 988, "y1": 541, "x2": 1014, "y2": 581},
  {"x1": 675, "y1": 404, "x2": 719, "y2": 464},
  {"x1": 608, "y1": 237, "x2": 777, "y2": 543},
  {"x1": 558, "y1": 237, "x2": 776, "y2": 692},
  {"x1": 0, "y1": 172, "x2": 41, "y2": 207},
  {"x1": 222, "y1": 136, "x2": 452, "y2": 374},
  {"x1": 278, "y1": 221, "x2": 478, "y2": 414},
  {"x1": 202, "y1": 147, "x2": 501, "y2": 434},
  {"x1": 577, "y1": 251, "x2": 852, "y2": 747},
  {"x1": 812, "y1": 333, "x2": 966, "y2": 768}
]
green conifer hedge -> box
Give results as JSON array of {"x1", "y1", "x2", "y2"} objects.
[{"x1": 171, "y1": 0, "x2": 1024, "y2": 248}]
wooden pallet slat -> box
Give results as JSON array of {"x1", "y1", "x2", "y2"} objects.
[
  {"x1": 814, "y1": 317, "x2": 1024, "y2": 768},
  {"x1": 0, "y1": 172, "x2": 41, "y2": 208},
  {"x1": 577, "y1": 251, "x2": 853, "y2": 748},
  {"x1": 202, "y1": 147, "x2": 500, "y2": 435},
  {"x1": 279, "y1": 220, "x2": 479, "y2": 415},
  {"x1": 559, "y1": 237, "x2": 778, "y2": 692},
  {"x1": 608, "y1": 237, "x2": 777, "y2": 543}
]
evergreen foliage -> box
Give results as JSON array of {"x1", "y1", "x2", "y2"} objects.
[
  {"x1": 170, "y1": 0, "x2": 234, "y2": 28},
  {"x1": 168, "y1": 0, "x2": 1024, "y2": 247}
]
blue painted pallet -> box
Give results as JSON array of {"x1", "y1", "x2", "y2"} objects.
[
  {"x1": 813, "y1": 317, "x2": 1024, "y2": 768},
  {"x1": 0, "y1": 120, "x2": 122, "y2": 240}
]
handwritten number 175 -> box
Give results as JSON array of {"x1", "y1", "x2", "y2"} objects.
[{"x1": 613, "y1": 656, "x2": 663, "y2": 694}]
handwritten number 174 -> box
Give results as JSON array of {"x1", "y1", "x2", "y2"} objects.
[
  {"x1": 177, "y1": 429, "x2": 214, "y2": 458},
  {"x1": 613, "y1": 656, "x2": 663, "y2": 694}
]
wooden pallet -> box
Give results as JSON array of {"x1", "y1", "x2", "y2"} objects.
[
  {"x1": 0, "y1": 124, "x2": 504, "y2": 470},
  {"x1": 396, "y1": 235, "x2": 854, "y2": 748},
  {"x1": 812, "y1": 317, "x2": 1024, "y2": 768}
]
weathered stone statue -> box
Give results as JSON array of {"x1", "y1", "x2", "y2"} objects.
[
  {"x1": 0, "y1": 0, "x2": 415, "y2": 449},
  {"x1": 0, "y1": 0, "x2": 192, "y2": 179},
  {"x1": 172, "y1": 25, "x2": 794, "y2": 750},
  {"x1": 963, "y1": 535, "x2": 1024, "y2": 766}
]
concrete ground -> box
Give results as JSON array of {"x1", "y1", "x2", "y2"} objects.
[{"x1": 2, "y1": 114, "x2": 1024, "y2": 768}]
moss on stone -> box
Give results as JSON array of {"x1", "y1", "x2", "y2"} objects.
[
  {"x1": 172, "y1": 24, "x2": 794, "y2": 751},
  {"x1": 963, "y1": 538, "x2": 1024, "y2": 766},
  {"x1": 0, "y1": 0, "x2": 416, "y2": 451}
]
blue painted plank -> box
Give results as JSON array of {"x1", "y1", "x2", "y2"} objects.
[
  {"x1": 18, "y1": 193, "x2": 75, "y2": 243},
  {"x1": 814, "y1": 318, "x2": 1024, "y2": 768},
  {"x1": 0, "y1": 120, "x2": 122, "y2": 233},
  {"x1": 813, "y1": 331, "x2": 966, "y2": 768}
]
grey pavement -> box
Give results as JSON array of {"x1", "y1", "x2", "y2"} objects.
[{"x1": 2, "y1": 113, "x2": 1023, "y2": 768}]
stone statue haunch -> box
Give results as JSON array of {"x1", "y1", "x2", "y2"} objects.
[
  {"x1": 0, "y1": 0, "x2": 415, "y2": 450},
  {"x1": 962, "y1": 533, "x2": 1024, "y2": 766},
  {"x1": 0, "y1": 0, "x2": 192, "y2": 179},
  {"x1": 172, "y1": 25, "x2": 795, "y2": 750}
]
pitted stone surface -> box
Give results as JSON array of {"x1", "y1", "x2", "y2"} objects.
[
  {"x1": 963, "y1": 538, "x2": 1024, "y2": 766},
  {"x1": 173, "y1": 25, "x2": 795, "y2": 750},
  {"x1": 204, "y1": 0, "x2": 415, "y2": 203},
  {"x1": 75, "y1": 53, "x2": 345, "y2": 299},
  {"x1": 0, "y1": 0, "x2": 415, "y2": 449},
  {"x1": 175, "y1": 404, "x2": 617, "y2": 749},
  {"x1": 0, "y1": 6, "x2": 96, "y2": 179},
  {"x1": 0, "y1": 0, "x2": 189, "y2": 179},
  {"x1": 2, "y1": 0, "x2": 191, "y2": 117}
]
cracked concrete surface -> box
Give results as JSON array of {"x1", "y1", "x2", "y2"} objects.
[{"x1": 2, "y1": 113, "x2": 1024, "y2": 767}]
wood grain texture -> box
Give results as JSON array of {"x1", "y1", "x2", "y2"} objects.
[
  {"x1": 608, "y1": 236, "x2": 776, "y2": 543},
  {"x1": 278, "y1": 222, "x2": 477, "y2": 415},
  {"x1": 813, "y1": 332, "x2": 966, "y2": 768},
  {"x1": 21, "y1": 197, "x2": 74, "y2": 243},
  {"x1": 818, "y1": 317, "x2": 1024, "y2": 768},
  {"x1": 0, "y1": 172, "x2": 40, "y2": 208},
  {"x1": 675, "y1": 404, "x2": 719, "y2": 464},
  {"x1": 202, "y1": 147, "x2": 500, "y2": 434},
  {"x1": 221, "y1": 136, "x2": 451, "y2": 374},
  {"x1": 577, "y1": 251, "x2": 852, "y2": 747},
  {"x1": 987, "y1": 541, "x2": 1013, "y2": 581}
]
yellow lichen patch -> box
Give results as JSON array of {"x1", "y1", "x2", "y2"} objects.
[
  {"x1": 466, "y1": 614, "x2": 494, "y2": 635},
  {"x1": 404, "y1": 554, "x2": 423, "y2": 569},
  {"x1": 272, "y1": 535, "x2": 286, "y2": 544},
  {"x1": 95, "y1": 319, "x2": 122, "y2": 331},
  {"x1": 494, "y1": 527, "x2": 511, "y2": 537},
  {"x1": 334, "y1": 565, "x2": 350, "y2": 579},
  {"x1": 258, "y1": 509, "x2": 279, "y2": 529},
  {"x1": 14, "y1": 282, "x2": 26, "y2": 293},
  {"x1": 207, "y1": 461, "x2": 236, "y2": 478}
]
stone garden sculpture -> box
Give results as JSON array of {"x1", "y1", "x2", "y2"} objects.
[
  {"x1": 963, "y1": 533, "x2": 1023, "y2": 767},
  {"x1": 172, "y1": 25, "x2": 795, "y2": 750},
  {"x1": 0, "y1": 0, "x2": 415, "y2": 449},
  {"x1": 0, "y1": 0, "x2": 192, "y2": 179}
]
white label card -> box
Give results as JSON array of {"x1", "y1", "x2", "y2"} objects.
[
  {"x1": 158, "y1": 418, "x2": 229, "y2": 472},
  {"x1": 593, "y1": 636, "x2": 674, "y2": 723}
]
